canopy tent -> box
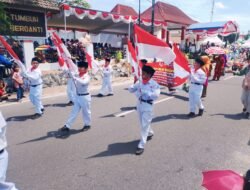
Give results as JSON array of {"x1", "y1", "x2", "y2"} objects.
[
  {"x1": 47, "y1": 4, "x2": 167, "y2": 35},
  {"x1": 187, "y1": 21, "x2": 239, "y2": 37},
  {"x1": 141, "y1": 1, "x2": 196, "y2": 30},
  {"x1": 201, "y1": 36, "x2": 224, "y2": 46},
  {"x1": 242, "y1": 39, "x2": 250, "y2": 48}
]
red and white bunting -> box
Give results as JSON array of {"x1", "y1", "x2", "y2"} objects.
[{"x1": 61, "y1": 4, "x2": 167, "y2": 28}]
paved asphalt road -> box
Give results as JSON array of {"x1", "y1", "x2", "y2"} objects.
[{"x1": 1, "y1": 75, "x2": 250, "y2": 190}]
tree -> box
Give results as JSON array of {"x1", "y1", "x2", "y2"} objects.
[
  {"x1": 0, "y1": 2, "x2": 11, "y2": 35},
  {"x1": 58, "y1": 0, "x2": 91, "y2": 8}
]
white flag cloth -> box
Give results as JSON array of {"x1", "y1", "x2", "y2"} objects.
[{"x1": 134, "y1": 24, "x2": 176, "y2": 65}]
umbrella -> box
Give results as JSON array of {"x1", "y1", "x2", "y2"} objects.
[
  {"x1": 242, "y1": 40, "x2": 250, "y2": 48},
  {"x1": 202, "y1": 170, "x2": 244, "y2": 190},
  {"x1": 202, "y1": 36, "x2": 224, "y2": 46},
  {"x1": 35, "y1": 45, "x2": 51, "y2": 52},
  {"x1": 205, "y1": 47, "x2": 226, "y2": 55}
]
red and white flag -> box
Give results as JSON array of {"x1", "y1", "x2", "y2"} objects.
[
  {"x1": 134, "y1": 24, "x2": 176, "y2": 65},
  {"x1": 139, "y1": 44, "x2": 190, "y2": 87},
  {"x1": 172, "y1": 43, "x2": 190, "y2": 87},
  {"x1": 51, "y1": 32, "x2": 77, "y2": 72},
  {"x1": 127, "y1": 39, "x2": 140, "y2": 79},
  {"x1": 84, "y1": 50, "x2": 102, "y2": 75},
  {"x1": 0, "y1": 35, "x2": 26, "y2": 72}
]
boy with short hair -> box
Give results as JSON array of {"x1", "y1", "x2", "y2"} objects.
[
  {"x1": 23, "y1": 57, "x2": 44, "y2": 118},
  {"x1": 129, "y1": 65, "x2": 160, "y2": 155},
  {"x1": 59, "y1": 61, "x2": 91, "y2": 135},
  {"x1": 98, "y1": 58, "x2": 113, "y2": 97}
]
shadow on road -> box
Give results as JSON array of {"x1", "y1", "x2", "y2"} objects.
[
  {"x1": 120, "y1": 106, "x2": 136, "y2": 111},
  {"x1": 210, "y1": 113, "x2": 244, "y2": 120},
  {"x1": 18, "y1": 129, "x2": 85, "y2": 145},
  {"x1": 43, "y1": 103, "x2": 69, "y2": 108},
  {"x1": 152, "y1": 114, "x2": 189, "y2": 123},
  {"x1": 160, "y1": 92, "x2": 189, "y2": 101},
  {"x1": 87, "y1": 140, "x2": 139, "y2": 158},
  {"x1": 100, "y1": 114, "x2": 115, "y2": 118},
  {"x1": 6, "y1": 114, "x2": 36, "y2": 122}
]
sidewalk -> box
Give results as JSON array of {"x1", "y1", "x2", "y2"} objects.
[{"x1": 0, "y1": 77, "x2": 133, "y2": 106}]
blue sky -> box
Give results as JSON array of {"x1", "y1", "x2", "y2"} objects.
[{"x1": 87, "y1": 0, "x2": 250, "y2": 34}]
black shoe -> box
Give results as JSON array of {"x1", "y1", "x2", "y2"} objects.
[
  {"x1": 147, "y1": 134, "x2": 154, "y2": 141},
  {"x1": 97, "y1": 94, "x2": 104, "y2": 97},
  {"x1": 187, "y1": 112, "x2": 195, "y2": 117},
  {"x1": 243, "y1": 108, "x2": 247, "y2": 112},
  {"x1": 135, "y1": 148, "x2": 144, "y2": 155},
  {"x1": 59, "y1": 125, "x2": 70, "y2": 132},
  {"x1": 198, "y1": 109, "x2": 204, "y2": 116},
  {"x1": 32, "y1": 113, "x2": 42, "y2": 119},
  {"x1": 82, "y1": 125, "x2": 91, "y2": 131},
  {"x1": 56, "y1": 126, "x2": 70, "y2": 138},
  {"x1": 107, "y1": 93, "x2": 114, "y2": 96},
  {"x1": 67, "y1": 101, "x2": 74, "y2": 106},
  {"x1": 41, "y1": 108, "x2": 45, "y2": 112},
  {"x1": 246, "y1": 112, "x2": 250, "y2": 119}
]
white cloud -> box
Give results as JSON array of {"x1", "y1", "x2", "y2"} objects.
[
  {"x1": 214, "y1": 13, "x2": 250, "y2": 33},
  {"x1": 215, "y1": 2, "x2": 226, "y2": 9}
]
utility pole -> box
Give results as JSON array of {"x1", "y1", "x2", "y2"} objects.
[
  {"x1": 151, "y1": 0, "x2": 155, "y2": 34},
  {"x1": 210, "y1": 0, "x2": 215, "y2": 22},
  {"x1": 138, "y1": 0, "x2": 141, "y2": 26}
]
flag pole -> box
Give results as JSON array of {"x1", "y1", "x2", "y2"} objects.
[
  {"x1": 64, "y1": 9, "x2": 67, "y2": 31},
  {"x1": 151, "y1": 0, "x2": 155, "y2": 35},
  {"x1": 138, "y1": 0, "x2": 141, "y2": 26}
]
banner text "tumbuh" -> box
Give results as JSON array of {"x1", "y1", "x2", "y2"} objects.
[{"x1": 10, "y1": 14, "x2": 39, "y2": 23}]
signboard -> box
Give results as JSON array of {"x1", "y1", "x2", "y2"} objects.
[{"x1": 5, "y1": 9, "x2": 46, "y2": 37}]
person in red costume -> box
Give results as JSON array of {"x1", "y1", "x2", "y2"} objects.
[{"x1": 213, "y1": 54, "x2": 225, "y2": 81}]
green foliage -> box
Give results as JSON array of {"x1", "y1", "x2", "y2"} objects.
[
  {"x1": 60, "y1": 0, "x2": 91, "y2": 8},
  {"x1": 115, "y1": 50, "x2": 123, "y2": 63},
  {"x1": 0, "y1": 2, "x2": 11, "y2": 35}
]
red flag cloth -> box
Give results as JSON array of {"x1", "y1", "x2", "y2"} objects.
[
  {"x1": 0, "y1": 36, "x2": 20, "y2": 61},
  {"x1": 0, "y1": 35, "x2": 26, "y2": 72},
  {"x1": 202, "y1": 170, "x2": 244, "y2": 190},
  {"x1": 134, "y1": 24, "x2": 176, "y2": 65},
  {"x1": 83, "y1": 49, "x2": 103, "y2": 75},
  {"x1": 127, "y1": 39, "x2": 140, "y2": 79},
  {"x1": 85, "y1": 52, "x2": 92, "y2": 69},
  {"x1": 145, "y1": 45, "x2": 190, "y2": 87},
  {"x1": 51, "y1": 32, "x2": 77, "y2": 72},
  {"x1": 172, "y1": 44, "x2": 190, "y2": 87}
]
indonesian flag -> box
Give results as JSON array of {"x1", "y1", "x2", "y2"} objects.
[
  {"x1": 84, "y1": 50, "x2": 102, "y2": 75},
  {"x1": 51, "y1": 32, "x2": 77, "y2": 73},
  {"x1": 134, "y1": 24, "x2": 176, "y2": 65},
  {"x1": 172, "y1": 43, "x2": 190, "y2": 87},
  {"x1": 0, "y1": 35, "x2": 26, "y2": 72},
  {"x1": 139, "y1": 44, "x2": 190, "y2": 87},
  {"x1": 127, "y1": 39, "x2": 140, "y2": 79}
]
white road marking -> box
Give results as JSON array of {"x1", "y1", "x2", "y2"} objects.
[
  {"x1": 114, "y1": 97, "x2": 174, "y2": 117},
  {"x1": 155, "y1": 97, "x2": 174, "y2": 104},
  {"x1": 115, "y1": 110, "x2": 136, "y2": 117}
]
